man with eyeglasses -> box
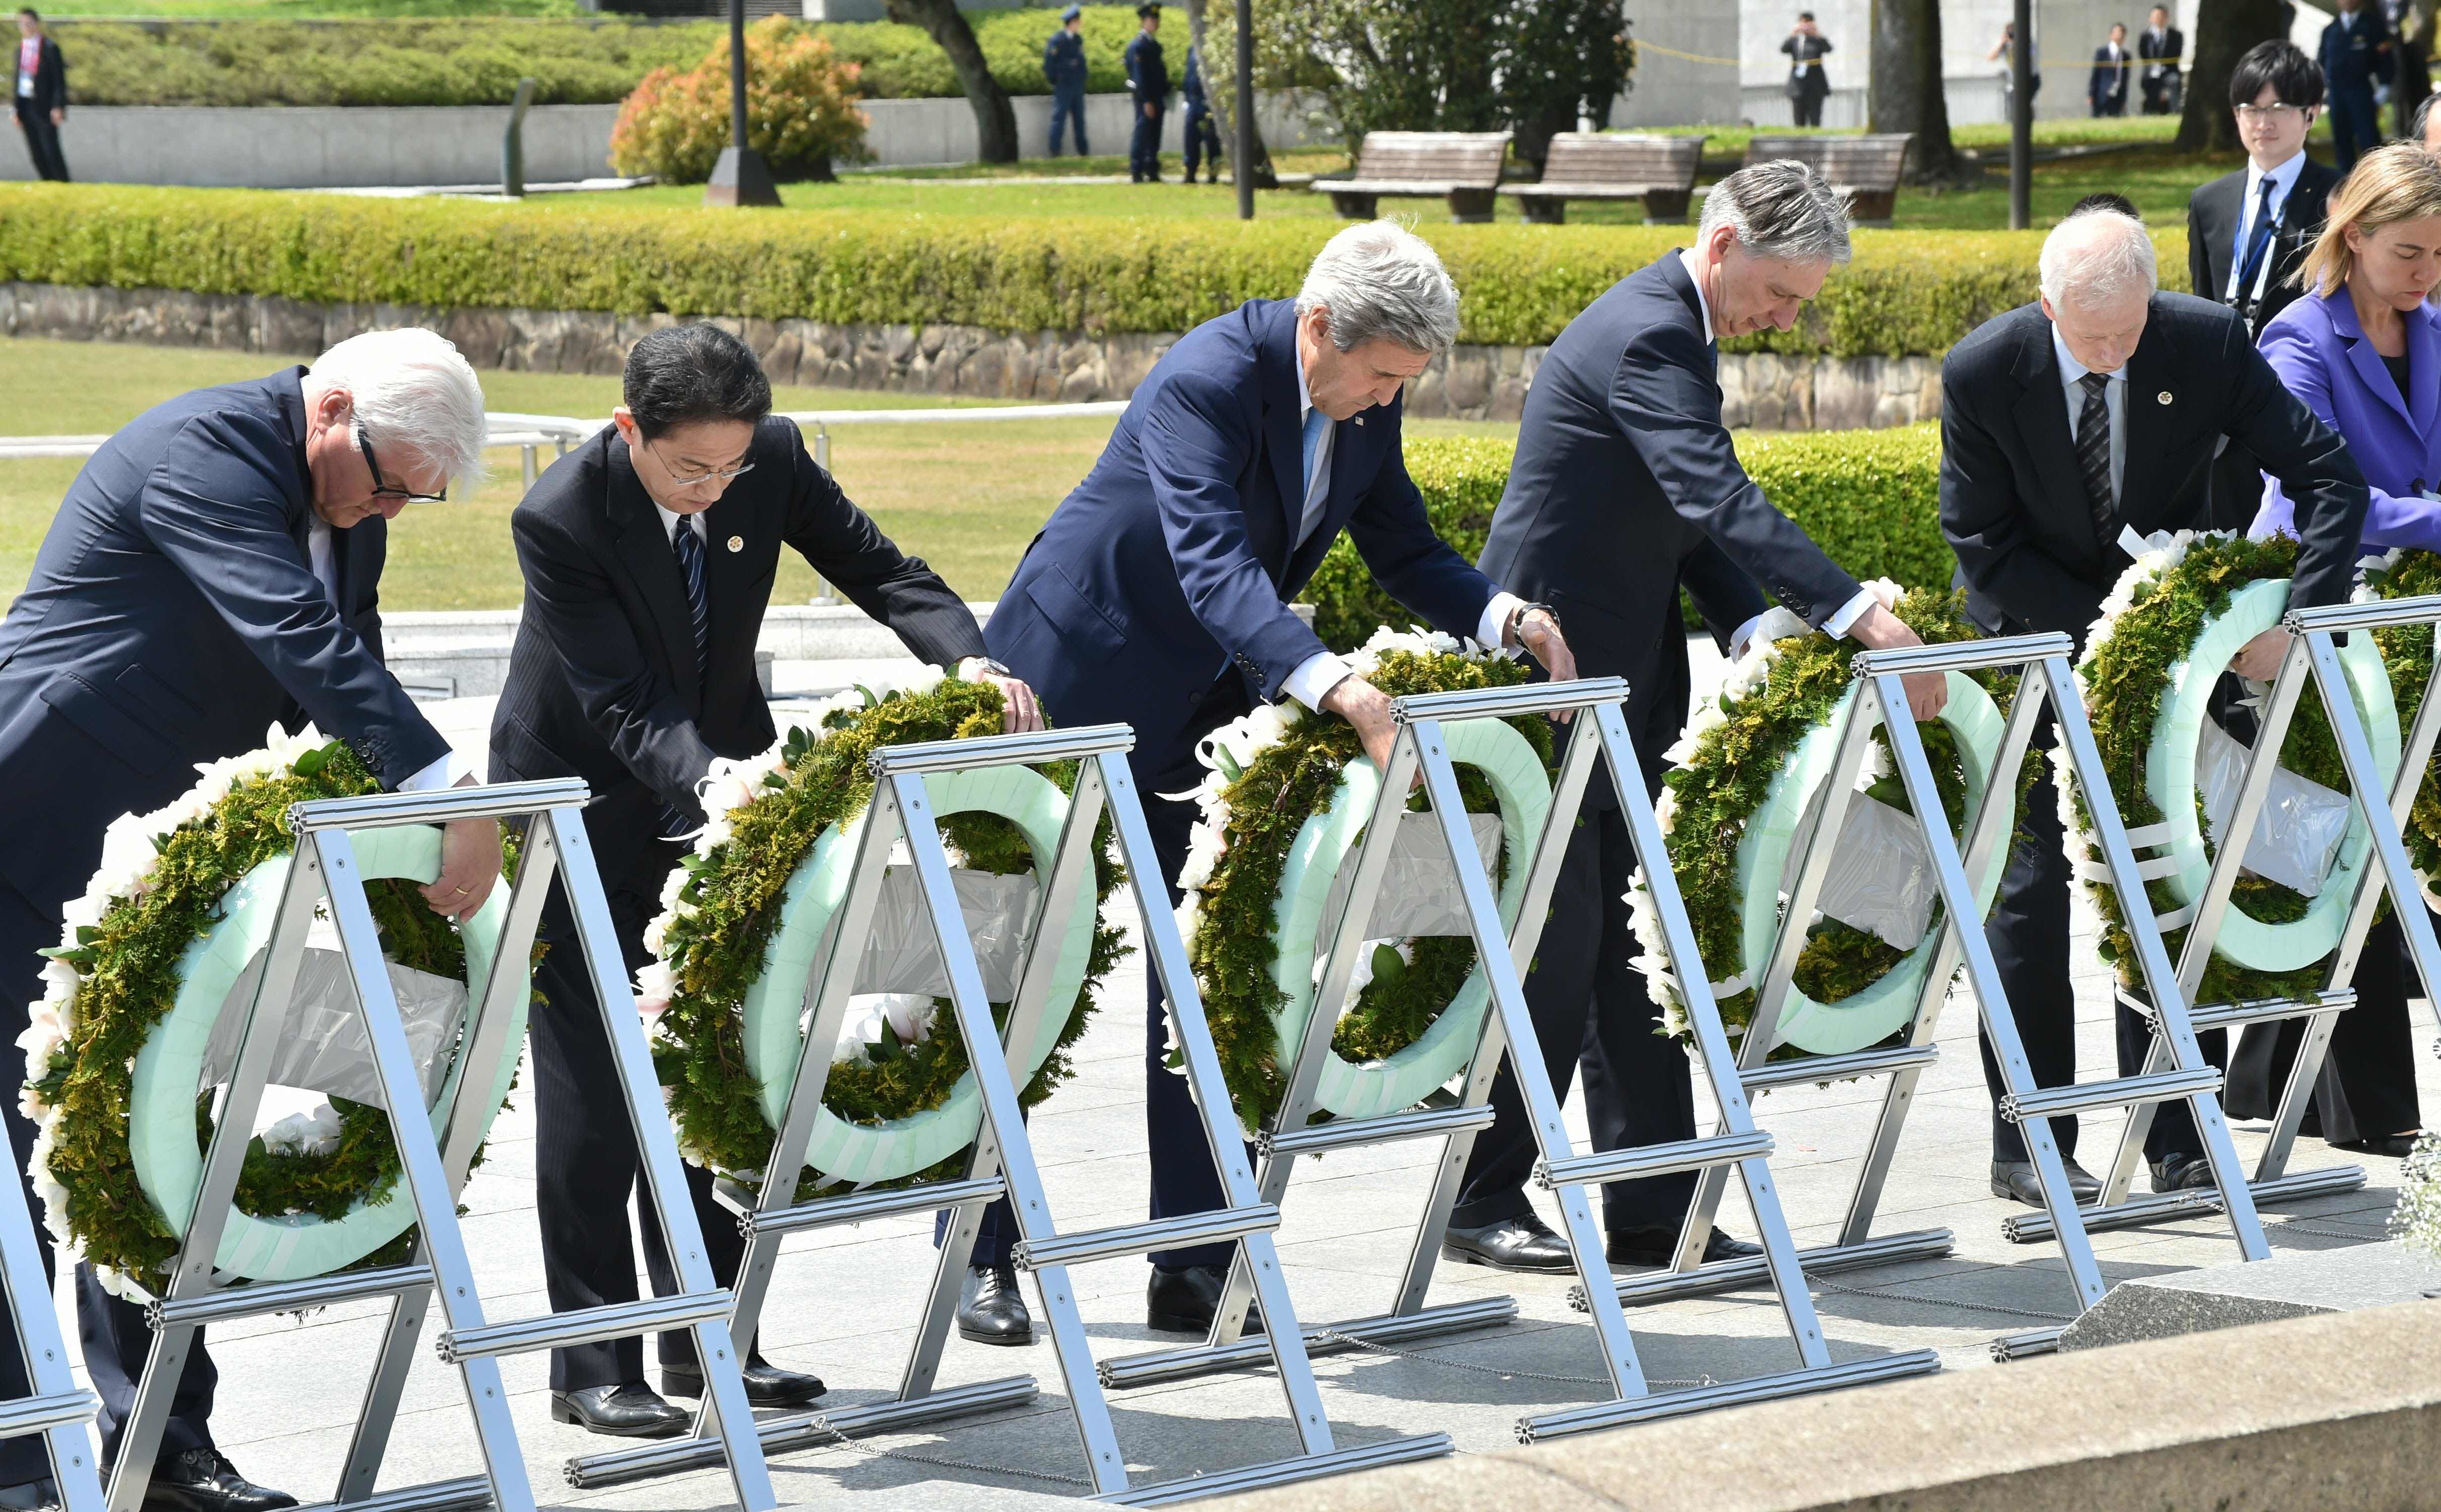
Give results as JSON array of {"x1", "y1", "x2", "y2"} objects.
[
  {"x1": 2188, "y1": 39, "x2": 2342, "y2": 524},
  {"x1": 490, "y1": 323, "x2": 1043, "y2": 1439},
  {"x1": 0, "y1": 328, "x2": 496, "y2": 1512}
]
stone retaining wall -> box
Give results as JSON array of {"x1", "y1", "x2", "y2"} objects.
[{"x1": 0, "y1": 281, "x2": 1941, "y2": 430}]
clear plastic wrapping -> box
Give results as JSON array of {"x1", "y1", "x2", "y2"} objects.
[
  {"x1": 853, "y1": 865, "x2": 1041, "y2": 1000},
  {"x1": 2195, "y1": 720, "x2": 2349, "y2": 897},
  {"x1": 204, "y1": 945, "x2": 468, "y2": 1109},
  {"x1": 1315, "y1": 811, "x2": 1505, "y2": 946},
  {"x1": 1812, "y1": 795, "x2": 1937, "y2": 949}
]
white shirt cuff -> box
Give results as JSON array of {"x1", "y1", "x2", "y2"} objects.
[
  {"x1": 397, "y1": 748, "x2": 469, "y2": 793},
  {"x1": 1281, "y1": 650, "x2": 1356, "y2": 712},
  {"x1": 1476, "y1": 592, "x2": 1525, "y2": 655},
  {"x1": 1726, "y1": 612, "x2": 1770, "y2": 662},
  {"x1": 1823, "y1": 586, "x2": 1880, "y2": 640}
]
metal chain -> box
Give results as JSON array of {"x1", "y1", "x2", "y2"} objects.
[
  {"x1": 1811, "y1": 1275, "x2": 2075, "y2": 1323},
  {"x1": 2273, "y1": 1218, "x2": 2391, "y2": 1242},
  {"x1": 1313, "y1": 1327, "x2": 1718, "y2": 1390},
  {"x1": 806, "y1": 1418, "x2": 1091, "y2": 1488}
]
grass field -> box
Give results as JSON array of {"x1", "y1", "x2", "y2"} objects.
[{"x1": 0, "y1": 337, "x2": 1505, "y2": 612}]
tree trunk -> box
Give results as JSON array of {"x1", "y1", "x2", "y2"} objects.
[
  {"x1": 1185, "y1": 0, "x2": 1277, "y2": 187},
  {"x1": 2177, "y1": 0, "x2": 2290, "y2": 152},
  {"x1": 1869, "y1": 0, "x2": 1963, "y2": 183},
  {"x1": 885, "y1": 0, "x2": 1019, "y2": 164}
]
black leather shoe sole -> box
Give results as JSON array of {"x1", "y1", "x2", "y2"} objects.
[
  {"x1": 550, "y1": 1394, "x2": 688, "y2": 1439},
  {"x1": 659, "y1": 1364, "x2": 826, "y2": 1409},
  {"x1": 1147, "y1": 1309, "x2": 1263, "y2": 1334},
  {"x1": 1440, "y1": 1237, "x2": 1575, "y2": 1274}
]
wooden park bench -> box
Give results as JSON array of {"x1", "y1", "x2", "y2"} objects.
[
  {"x1": 1314, "y1": 131, "x2": 1511, "y2": 224},
  {"x1": 1498, "y1": 132, "x2": 1705, "y2": 224},
  {"x1": 1743, "y1": 133, "x2": 1915, "y2": 226}
]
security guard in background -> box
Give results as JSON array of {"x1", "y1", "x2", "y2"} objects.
[
  {"x1": 1042, "y1": 4, "x2": 1088, "y2": 158},
  {"x1": 1182, "y1": 46, "x2": 1221, "y2": 185},
  {"x1": 1125, "y1": 3, "x2": 1169, "y2": 184}
]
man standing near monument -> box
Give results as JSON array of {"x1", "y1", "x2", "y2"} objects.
[
  {"x1": 2321, "y1": 0, "x2": 2393, "y2": 172},
  {"x1": 0, "y1": 328, "x2": 498, "y2": 1512},
  {"x1": 2139, "y1": 7, "x2": 2183, "y2": 115},
  {"x1": 1125, "y1": 3, "x2": 1169, "y2": 184},
  {"x1": 1446, "y1": 162, "x2": 1949, "y2": 1274},
  {"x1": 1781, "y1": 13, "x2": 1832, "y2": 128},
  {"x1": 12, "y1": 8, "x2": 67, "y2": 183},
  {"x1": 1042, "y1": 5, "x2": 1088, "y2": 159},
  {"x1": 2090, "y1": 23, "x2": 2132, "y2": 117},
  {"x1": 977, "y1": 220, "x2": 1576, "y2": 1332}
]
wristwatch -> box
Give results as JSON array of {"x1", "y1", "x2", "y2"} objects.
[
  {"x1": 1507, "y1": 601, "x2": 1559, "y2": 643},
  {"x1": 968, "y1": 656, "x2": 1015, "y2": 677}
]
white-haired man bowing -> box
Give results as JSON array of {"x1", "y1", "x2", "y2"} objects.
[
  {"x1": 1940, "y1": 206, "x2": 2368, "y2": 1207},
  {"x1": 0, "y1": 329, "x2": 498, "y2": 1511}
]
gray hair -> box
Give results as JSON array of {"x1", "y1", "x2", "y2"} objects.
[
  {"x1": 2038, "y1": 209, "x2": 2158, "y2": 308},
  {"x1": 1697, "y1": 159, "x2": 1853, "y2": 265},
  {"x1": 303, "y1": 327, "x2": 487, "y2": 492},
  {"x1": 1293, "y1": 219, "x2": 1461, "y2": 355}
]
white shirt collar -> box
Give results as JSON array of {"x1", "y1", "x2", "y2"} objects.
[
  {"x1": 2244, "y1": 148, "x2": 2308, "y2": 213},
  {"x1": 2050, "y1": 324, "x2": 2124, "y2": 388},
  {"x1": 654, "y1": 502, "x2": 705, "y2": 544},
  {"x1": 1679, "y1": 248, "x2": 1716, "y2": 343}
]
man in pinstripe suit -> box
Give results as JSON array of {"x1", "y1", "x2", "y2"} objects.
[{"x1": 490, "y1": 324, "x2": 1040, "y2": 1438}]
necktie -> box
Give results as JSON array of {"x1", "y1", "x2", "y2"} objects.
[
  {"x1": 2235, "y1": 174, "x2": 2280, "y2": 304},
  {"x1": 1296, "y1": 405, "x2": 1331, "y2": 545},
  {"x1": 661, "y1": 520, "x2": 712, "y2": 840},
  {"x1": 2075, "y1": 371, "x2": 2116, "y2": 538}
]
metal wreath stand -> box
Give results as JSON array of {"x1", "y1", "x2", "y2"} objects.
[
  {"x1": 0, "y1": 1111, "x2": 104, "y2": 1508},
  {"x1": 567, "y1": 723, "x2": 1447, "y2": 1504},
  {"x1": 106, "y1": 780, "x2": 776, "y2": 1512},
  {"x1": 2006, "y1": 597, "x2": 2441, "y2": 1271},
  {"x1": 1604, "y1": 633, "x2": 2284, "y2": 1363},
  {"x1": 1100, "y1": 678, "x2": 1939, "y2": 1445}
]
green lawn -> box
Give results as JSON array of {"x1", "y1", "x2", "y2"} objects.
[
  {"x1": 35, "y1": 0, "x2": 581, "y2": 13},
  {"x1": 0, "y1": 337, "x2": 1506, "y2": 612}
]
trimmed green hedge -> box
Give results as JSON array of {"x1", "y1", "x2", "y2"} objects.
[
  {"x1": 1307, "y1": 427, "x2": 1946, "y2": 652},
  {"x1": 0, "y1": 184, "x2": 2193, "y2": 355},
  {"x1": 46, "y1": 9, "x2": 1150, "y2": 107}
]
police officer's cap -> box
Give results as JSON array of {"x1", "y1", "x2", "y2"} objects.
[
  {"x1": 1135, "y1": 3, "x2": 1160, "y2": 18},
  {"x1": 1061, "y1": 4, "x2": 1081, "y2": 19}
]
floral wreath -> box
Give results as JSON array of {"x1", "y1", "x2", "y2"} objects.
[
  {"x1": 1626, "y1": 584, "x2": 2026, "y2": 1060},
  {"x1": 23, "y1": 728, "x2": 518, "y2": 1298},
  {"x1": 2058, "y1": 530, "x2": 2428, "y2": 1008},
  {"x1": 1175, "y1": 628, "x2": 1555, "y2": 1136},
  {"x1": 640, "y1": 669, "x2": 1124, "y2": 1190}
]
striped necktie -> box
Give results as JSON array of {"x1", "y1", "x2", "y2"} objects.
[
  {"x1": 2075, "y1": 371, "x2": 2116, "y2": 538},
  {"x1": 660, "y1": 519, "x2": 712, "y2": 840}
]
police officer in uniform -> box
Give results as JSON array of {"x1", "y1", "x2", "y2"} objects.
[
  {"x1": 1125, "y1": 3, "x2": 1169, "y2": 184},
  {"x1": 1042, "y1": 4, "x2": 1088, "y2": 158}
]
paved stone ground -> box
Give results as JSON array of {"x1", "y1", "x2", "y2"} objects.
[{"x1": 84, "y1": 649, "x2": 2438, "y2": 1509}]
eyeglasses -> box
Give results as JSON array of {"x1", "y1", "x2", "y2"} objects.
[
  {"x1": 355, "y1": 424, "x2": 447, "y2": 505},
  {"x1": 647, "y1": 436, "x2": 756, "y2": 488},
  {"x1": 2234, "y1": 103, "x2": 2307, "y2": 124}
]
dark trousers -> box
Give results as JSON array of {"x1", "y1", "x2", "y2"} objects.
[
  {"x1": 1791, "y1": 90, "x2": 1825, "y2": 127},
  {"x1": 1049, "y1": 88, "x2": 1087, "y2": 156},
  {"x1": 0, "y1": 881, "x2": 215, "y2": 1485},
  {"x1": 2225, "y1": 910, "x2": 2425, "y2": 1142},
  {"x1": 1129, "y1": 102, "x2": 1164, "y2": 181},
  {"x1": 2328, "y1": 85, "x2": 2380, "y2": 172},
  {"x1": 528, "y1": 861, "x2": 749, "y2": 1391},
  {"x1": 12, "y1": 102, "x2": 66, "y2": 182},
  {"x1": 1183, "y1": 101, "x2": 1220, "y2": 179},
  {"x1": 952, "y1": 745, "x2": 1242, "y2": 1270},
  {"x1": 1452, "y1": 802, "x2": 1700, "y2": 1234},
  {"x1": 1978, "y1": 716, "x2": 2234, "y2": 1165}
]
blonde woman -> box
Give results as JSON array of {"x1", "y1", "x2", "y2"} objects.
[{"x1": 2247, "y1": 139, "x2": 2439, "y2": 1158}]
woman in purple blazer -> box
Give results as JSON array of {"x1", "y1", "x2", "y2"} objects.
[{"x1": 2248, "y1": 141, "x2": 2441, "y2": 1156}]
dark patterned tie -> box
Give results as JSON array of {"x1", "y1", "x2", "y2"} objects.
[
  {"x1": 2233, "y1": 173, "x2": 2280, "y2": 305},
  {"x1": 660, "y1": 520, "x2": 713, "y2": 840},
  {"x1": 2076, "y1": 371, "x2": 2116, "y2": 540}
]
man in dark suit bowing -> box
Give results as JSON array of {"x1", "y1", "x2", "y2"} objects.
[
  {"x1": 2188, "y1": 41, "x2": 2342, "y2": 525},
  {"x1": 0, "y1": 328, "x2": 499, "y2": 1512},
  {"x1": 490, "y1": 324, "x2": 1042, "y2": 1437},
  {"x1": 1454, "y1": 161, "x2": 1949, "y2": 1274},
  {"x1": 1940, "y1": 205, "x2": 2368, "y2": 1205},
  {"x1": 982, "y1": 219, "x2": 1577, "y2": 1333}
]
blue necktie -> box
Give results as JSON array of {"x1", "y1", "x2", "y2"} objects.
[
  {"x1": 2235, "y1": 174, "x2": 2280, "y2": 304},
  {"x1": 660, "y1": 520, "x2": 712, "y2": 840},
  {"x1": 1296, "y1": 406, "x2": 1330, "y2": 545}
]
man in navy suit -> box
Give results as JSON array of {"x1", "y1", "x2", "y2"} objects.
[
  {"x1": 1455, "y1": 161, "x2": 1948, "y2": 1274},
  {"x1": 981, "y1": 220, "x2": 1576, "y2": 1333},
  {"x1": 0, "y1": 329, "x2": 499, "y2": 1511},
  {"x1": 2321, "y1": 0, "x2": 2393, "y2": 171}
]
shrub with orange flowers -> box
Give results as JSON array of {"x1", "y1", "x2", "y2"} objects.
[{"x1": 610, "y1": 16, "x2": 869, "y2": 185}]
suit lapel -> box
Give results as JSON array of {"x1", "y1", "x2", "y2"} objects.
[
  {"x1": 2330, "y1": 291, "x2": 2417, "y2": 430},
  {"x1": 2411, "y1": 305, "x2": 2441, "y2": 440},
  {"x1": 699, "y1": 486, "x2": 761, "y2": 687},
  {"x1": 2007, "y1": 319, "x2": 2098, "y2": 552},
  {"x1": 2118, "y1": 309, "x2": 2173, "y2": 535},
  {"x1": 607, "y1": 439, "x2": 703, "y2": 708},
  {"x1": 1286, "y1": 405, "x2": 1371, "y2": 588},
  {"x1": 1259, "y1": 304, "x2": 1312, "y2": 556}
]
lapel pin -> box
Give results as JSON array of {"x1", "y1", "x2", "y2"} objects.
[
  {"x1": 726, "y1": 535, "x2": 744, "y2": 553},
  {"x1": 2157, "y1": 391, "x2": 2173, "y2": 405},
  {"x1": 1353, "y1": 416, "x2": 1364, "y2": 427}
]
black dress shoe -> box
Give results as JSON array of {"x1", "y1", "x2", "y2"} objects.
[
  {"x1": 1604, "y1": 1225, "x2": 1763, "y2": 1267},
  {"x1": 136, "y1": 1450, "x2": 296, "y2": 1512},
  {"x1": 661, "y1": 1355, "x2": 825, "y2": 1408},
  {"x1": 1990, "y1": 1158, "x2": 2103, "y2": 1207},
  {"x1": 2149, "y1": 1152, "x2": 2219, "y2": 1193},
  {"x1": 957, "y1": 1262, "x2": 1034, "y2": 1346},
  {"x1": 2333, "y1": 1132, "x2": 2424, "y2": 1158},
  {"x1": 0, "y1": 1480, "x2": 59, "y2": 1512},
  {"x1": 550, "y1": 1382, "x2": 689, "y2": 1439},
  {"x1": 1441, "y1": 1214, "x2": 1575, "y2": 1273},
  {"x1": 1146, "y1": 1263, "x2": 1263, "y2": 1334}
]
